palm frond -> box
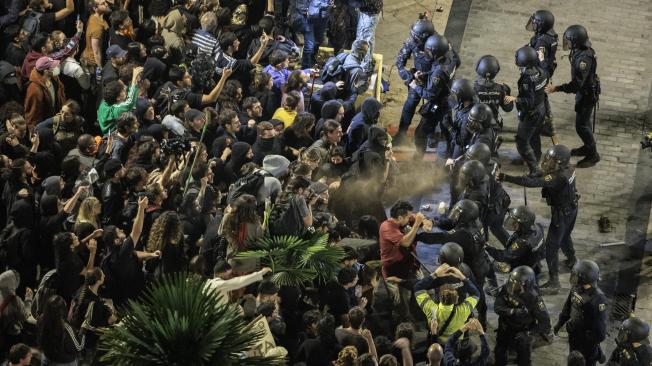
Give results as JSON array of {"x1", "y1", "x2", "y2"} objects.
[{"x1": 98, "y1": 273, "x2": 286, "y2": 366}]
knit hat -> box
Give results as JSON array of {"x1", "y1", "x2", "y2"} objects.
[
  {"x1": 35, "y1": 57, "x2": 60, "y2": 71},
  {"x1": 103, "y1": 158, "x2": 123, "y2": 178},
  {"x1": 106, "y1": 44, "x2": 128, "y2": 58},
  {"x1": 262, "y1": 155, "x2": 290, "y2": 178}
]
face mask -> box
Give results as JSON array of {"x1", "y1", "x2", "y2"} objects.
[{"x1": 51, "y1": 66, "x2": 60, "y2": 77}]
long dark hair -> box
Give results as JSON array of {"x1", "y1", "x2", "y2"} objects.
[
  {"x1": 289, "y1": 112, "x2": 315, "y2": 138},
  {"x1": 38, "y1": 295, "x2": 68, "y2": 353},
  {"x1": 53, "y1": 232, "x2": 74, "y2": 266},
  {"x1": 283, "y1": 70, "x2": 306, "y2": 93},
  {"x1": 217, "y1": 80, "x2": 242, "y2": 113}
]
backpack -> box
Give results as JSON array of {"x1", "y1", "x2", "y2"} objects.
[
  {"x1": 268, "y1": 196, "x2": 305, "y2": 236},
  {"x1": 31, "y1": 269, "x2": 58, "y2": 318},
  {"x1": 21, "y1": 11, "x2": 43, "y2": 38},
  {"x1": 321, "y1": 53, "x2": 359, "y2": 84},
  {"x1": 155, "y1": 82, "x2": 191, "y2": 116},
  {"x1": 226, "y1": 170, "x2": 270, "y2": 205}
]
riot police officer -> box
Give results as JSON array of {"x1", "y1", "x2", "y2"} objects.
[
  {"x1": 394, "y1": 18, "x2": 436, "y2": 144},
  {"x1": 498, "y1": 144, "x2": 578, "y2": 294},
  {"x1": 505, "y1": 46, "x2": 548, "y2": 177},
  {"x1": 460, "y1": 160, "x2": 489, "y2": 224},
  {"x1": 473, "y1": 55, "x2": 514, "y2": 131},
  {"x1": 494, "y1": 266, "x2": 551, "y2": 366},
  {"x1": 486, "y1": 206, "x2": 544, "y2": 275},
  {"x1": 448, "y1": 78, "x2": 478, "y2": 163},
  {"x1": 417, "y1": 199, "x2": 490, "y2": 327},
  {"x1": 414, "y1": 34, "x2": 456, "y2": 158},
  {"x1": 466, "y1": 142, "x2": 512, "y2": 246},
  {"x1": 554, "y1": 260, "x2": 608, "y2": 366},
  {"x1": 608, "y1": 317, "x2": 652, "y2": 365},
  {"x1": 466, "y1": 103, "x2": 498, "y2": 155},
  {"x1": 526, "y1": 10, "x2": 558, "y2": 137},
  {"x1": 546, "y1": 25, "x2": 601, "y2": 168}
]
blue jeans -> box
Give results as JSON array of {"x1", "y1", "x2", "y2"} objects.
[
  {"x1": 298, "y1": 16, "x2": 327, "y2": 69},
  {"x1": 399, "y1": 87, "x2": 421, "y2": 132},
  {"x1": 356, "y1": 11, "x2": 380, "y2": 72}
]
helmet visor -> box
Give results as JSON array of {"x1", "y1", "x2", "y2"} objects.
[
  {"x1": 541, "y1": 154, "x2": 556, "y2": 173},
  {"x1": 570, "y1": 271, "x2": 579, "y2": 286},
  {"x1": 563, "y1": 37, "x2": 572, "y2": 51},
  {"x1": 466, "y1": 119, "x2": 480, "y2": 134},
  {"x1": 504, "y1": 213, "x2": 519, "y2": 232},
  {"x1": 525, "y1": 17, "x2": 536, "y2": 31},
  {"x1": 448, "y1": 205, "x2": 462, "y2": 224}
]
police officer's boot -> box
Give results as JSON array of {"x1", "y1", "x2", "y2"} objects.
[
  {"x1": 570, "y1": 145, "x2": 590, "y2": 157},
  {"x1": 540, "y1": 115, "x2": 555, "y2": 137},
  {"x1": 577, "y1": 145, "x2": 600, "y2": 168},
  {"x1": 540, "y1": 273, "x2": 561, "y2": 295},
  {"x1": 527, "y1": 163, "x2": 543, "y2": 178}
]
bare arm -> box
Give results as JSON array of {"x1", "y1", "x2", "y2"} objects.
[
  {"x1": 156, "y1": 154, "x2": 176, "y2": 187},
  {"x1": 362, "y1": 330, "x2": 378, "y2": 361},
  {"x1": 63, "y1": 185, "x2": 87, "y2": 214},
  {"x1": 249, "y1": 36, "x2": 269, "y2": 65},
  {"x1": 80, "y1": 239, "x2": 97, "y2": 275},
  {"x1": 201, "y1": 68, "x2": 232, "y2": 104},
  {"x1": 91, "y1": 38, "x2": 103, "y2": 67},
  {"x1": 266, "y1": 0, "x2": 274, "y2": 13},
  {"x1": 54, "y1": 0, "x2": 75, "y2": 21},
  {"x1": 130, "y1": 196, "x2": 148, "y2": 245},
  {"x1": 400, "y1": 213, "x2": 424, "y2": 247}
]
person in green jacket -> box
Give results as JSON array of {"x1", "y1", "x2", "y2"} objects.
[
  {"x1": 414, "y1": 263, "x2": 481, "y2": 344},
  {"x1": 97, "y1": 66, "x2": 143, "y2": 135}
]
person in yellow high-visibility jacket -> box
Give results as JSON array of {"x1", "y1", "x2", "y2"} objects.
[{"x1": 414, "y1": 264, "x2": 481, "y2": 344}]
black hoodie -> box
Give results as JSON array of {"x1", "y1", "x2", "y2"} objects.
[
  {"x1": 346, "y1": 97, "x2": 382, "y2": 156},
  {"x1": 224, "y1": 142, "x2": 252, "y2": 185}
]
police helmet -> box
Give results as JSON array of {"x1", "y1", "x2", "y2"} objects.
[
  {"x1": 541, "y1": 144, "x2": 571, "y2": 173},
  {"x1": 451, "y1": 79, "x2": 476, "y2": 103},
  {"x1": 506, "y1": 265, "x2": 536, "y2": 295},
  {"x1": 424, "y1": 34, "x2": 449, "y2": 59},
  {"x1": 570, "y1": 260, "x2": 600, "y2": 286},
  {"x1": 467, "y1": 103, "x2": 494, "y2": 133},
  {"x1": 465, "y1": 143, "x2": 492, "y2": 167},
  {"x1": 439, "y1": 242, "x2": 465, "y2": 267},
  {"x1": 515, "y1": 46, "x2": 539, "y2": 68},
  {"x1": 448, "y1": 199, "x2": 479, "y2": 225},
  {"x1": 563, "y1": 25, "x2": 589, "y2": 51},
  {"x1": 504, "y1": 205, "x2": 536, "y2": 232},
  {"x1": 475, "y1": 55, "x2": 500, "y2": 79},
  {"x1": 617, "y1": 317, "x2": 650, "y2": 345},
  {"x1": 410, "y1": 19, "x2": 436, "y2": 45},
  {"x1": 526, "y1": 10, "x2": 555, "y2": 33},
  {"x1": 460, "y1": 160, "x2": 486, "y2": 188}
]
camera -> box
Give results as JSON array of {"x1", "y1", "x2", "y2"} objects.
[{"x1": 161, "y1": 137, "x2": 192, "y2": 155}]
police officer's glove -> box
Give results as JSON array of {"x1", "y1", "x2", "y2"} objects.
[
  {"x1": 553, "y1": 323, "x2": 563, "y2": 335},
  {"x1": 512, "y1": 308, "x2": 529, "y2": 317},
  {"x1": 496, "y1": 172, "x2": 506, "y2": 182}
]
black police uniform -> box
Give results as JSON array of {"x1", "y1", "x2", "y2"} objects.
[
  {"x1": 486, "y1": 224, "x2": 544, "y2": 274},
  {"x1": 414, "y1": 60, "x2": 454, "y2": 156},
  {"x1": 608, "y1": 344, "x2": 652, "y2": 366},
  {"x1": 494, "y1": 286, "x2": 551, "y2": 366},
  {"x1": 503, "y1": 168, "x2": 578, "y2": 283},
  {"x1": 396, "y1": 38, "x2": 435, "y2": 135},
  {"x1": 556, "y1": 285, "x2": 608, "y2": 366},
  {"x1": 515, "y1": 66, "x2": 548, "y2": 173},
  {"x1": 484, "y1": 162, "x2": 511, "y2": 245},
  {"x1": 451, "y1": 102, "x2": 476, "y2": 159},
  {"x1": 474, "y1": 79, "x2": 514, "y2": 130},
  {"x1": 557, "y1": 47, "x2": 599, "y2": 158},
  {"x1": 529, "y1": 31, "x2": 558, "y2": 79}
]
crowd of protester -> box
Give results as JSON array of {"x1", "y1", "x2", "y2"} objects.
[{"x1": 0, "y1": 1, "x2": 645, "y2": 366}]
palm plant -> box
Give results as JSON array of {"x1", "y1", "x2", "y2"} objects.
[
  {"x1": 237, "y1": 234, "x2": 345, "y2": 288},
  {"x1": 98, "y1": 273, "x2": 285, "y2": 366}
]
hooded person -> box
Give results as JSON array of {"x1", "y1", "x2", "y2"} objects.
[
  {"x1": 41, "y1": 175, "x2": 63, "y2": 199},
  {"x1": 354, "y1": 125, "x2": 387, "y2": 161},
  {"x1": 0, "y1": 270, "x2": 30, "y2": 350},
  {"x1": 161, "y1": 8, "x2": 187, "y2": 64},
  {"x1": 39, "y1": 194, "x2": 66, "y2": 269},
  {"x1": 315, "y1": 100, "x2": 344, "y2": 139},
  {"x1": 2, "y1": 200, "x2": 38, "y2": 292},
  {"x1": 310, "y1": 82, "x2": 339, "y2": 121},
  {"x1": 224, "y1": 142, "x2": 253, "y2": 186},
  {"x1": 346, "y1": 97, "x2": 382, "y2": 156},
  {"x1": 252, "y1": 122, "x2": 284, "y2": 165}
]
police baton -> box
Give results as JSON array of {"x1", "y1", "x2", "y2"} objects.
[{"x1": 524, "y1": 186, "x2": 528, "y2": 206}]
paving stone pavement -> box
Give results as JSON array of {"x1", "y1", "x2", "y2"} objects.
[{"x1": 373, "y1": 0, "x2": 652, "y2": 364}]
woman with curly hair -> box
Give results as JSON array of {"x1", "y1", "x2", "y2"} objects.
[
  {"x1": 218, "y1": 194, "x2": 263, "y2": 258},
  {"x1": 333, "y1": 346, "x2": 358, "y2": 366},
  {"x1": 217, "y1": 79, "x2": 244, "y2": 114},
  {"x1": 146, "y1": 210, "x2": 187, "y2": 276}
]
